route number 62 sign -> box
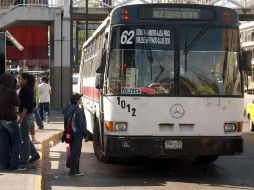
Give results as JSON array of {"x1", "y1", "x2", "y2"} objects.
[{"x1": 120, "y1": 30, "x2": 135, "y2": 44}]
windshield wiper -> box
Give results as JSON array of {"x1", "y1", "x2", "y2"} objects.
[
  {"x1": 183, "y1": 23, "x2": 212, "y2": 54},
  {"x1": 155, "y1": 57, "x2": 164, "y2": 82},
  {"x1": 183, "y1": 23, "x2": 213, "y2": 72},
  {"x1": 140, "y1": 22, "x2": 154, "y2": 81}
]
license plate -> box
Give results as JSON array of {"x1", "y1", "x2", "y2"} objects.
[{"x1": 165, "y1": 140, "x2": 182, "y2": 150}]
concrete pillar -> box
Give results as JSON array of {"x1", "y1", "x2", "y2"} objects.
[
  {"x1": 50, "y1": 1, "x2": 71, "y2": 109},
  {"x1": 61, "y1": 0, "x2": 72, "y2": 107},
  {"x1": 61, "y1": 18, "x2": 72, "y2": 107},
  {"x1": 51, "y1": 8, "x2": 62, "y2": 109}
]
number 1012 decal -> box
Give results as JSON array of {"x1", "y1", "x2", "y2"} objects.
[{"x1": 117, "y1": 97, "x2": 137, "y2": 117}]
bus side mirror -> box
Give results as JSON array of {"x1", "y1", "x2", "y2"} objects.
[
  {"x1": 95, "y1": 74, "x2": 103, "y2": 89},
  {"x1": 240, "y1": 50, "x2": 252, "y2": 71}
]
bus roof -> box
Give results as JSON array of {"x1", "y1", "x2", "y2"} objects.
[
  {"x1": 82, "y1": 3, "x2": 239, "y2": 50},
  {"x1": 110, "y1": 3, "x2": 238, "y2": 26},
  {"x1": 82, "y1": 16, "x2": 110, "y2": 50}
]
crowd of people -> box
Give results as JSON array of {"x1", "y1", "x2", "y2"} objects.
[
  {"x1": 0, "y1": 72, "x2": 51, "y2": 171},
  {"x1": 0, "y1": 71, "x2": 87, "y2": 177}
]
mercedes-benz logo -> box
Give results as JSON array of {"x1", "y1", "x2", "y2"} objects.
[{"x1": 170, "y1": 104, "x2": 185, "y2": 118}]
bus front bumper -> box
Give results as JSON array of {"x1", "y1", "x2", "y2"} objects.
[{"x1": 104, "y1": 136, "x2": 243, "y2": 158}]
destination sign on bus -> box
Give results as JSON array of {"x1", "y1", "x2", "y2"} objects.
[
  {"x1": 111, "y1": 25, "x2": 174, "y2": 50},
  {"x1": 139, "y1": 7, "x2": 215, "y2": 20},
  {"x1": 135, "y1": 29, "x2": 171, "y2": 45},
  {"x1": 153, "y1": 8, "x2": 200, "y2": 19}
]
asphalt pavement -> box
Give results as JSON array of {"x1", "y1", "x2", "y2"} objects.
[
  {"x1": 44, "y1": 118, "x2": 254, "y2": 190},
  {"x1": 1, "y1": 113, "x2": 253, "y2": 190}
]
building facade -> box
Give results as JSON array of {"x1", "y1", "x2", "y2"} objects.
[{"x1": 240, "y1": 22, "x2": 254, "y2": 65}]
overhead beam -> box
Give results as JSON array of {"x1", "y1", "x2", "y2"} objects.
[
  {"x1": 73, "y1": 0, "x2": 113, "y2": 8},
  {"x1": 208, "y1": 0, "x2": 221, "y2": 5},
  {"x1": 76, "y1": 23, "x2": 101, "y2": 30},
  {"x1": 72, "y1": 7, "x2": 111, "y2": 21},
  {"x1": 236, "y1": 8, "x2": 254, "y2": 21},
  {"x1": 225, "y1": 0, "x2": 243, "y2": 8}
]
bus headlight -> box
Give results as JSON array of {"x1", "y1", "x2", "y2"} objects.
[
  {"x1": 224, "y1": 123, "x2": 236, "y2": 132},
  {"x1": 115, "y1": 122, "x2": 127, "y2": 131}
]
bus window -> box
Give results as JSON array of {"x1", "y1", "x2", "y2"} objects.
[
  {"x1": 179, "y1": 27, "x2": 241, "y2": 96},
  {"x1": 108, "y1": 49, "x2": 174, "y2": 95},
  {"x1": 108, "y1": 25, "x2": 175, "y2": 95}
]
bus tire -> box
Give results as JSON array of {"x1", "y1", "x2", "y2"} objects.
[
  {"x1": 194, "y1": 155, "x2": 219, "y2": 164},
  {"x1": 250, "y1": 120, "x2": 254, "y2": 132},
  {"x1": 93, "y1": 118, "x2": 110, "y2": 162}
]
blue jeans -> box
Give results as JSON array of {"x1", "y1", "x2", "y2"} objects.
[
  {"x1": 39, "y1": 102, "x2": 50, "y2": 121},
  {"x1": 34, "y1": 107, "x2": 44, "y2": 129},
  {"x1": 0, "y1": 120, "x2": 21, "y2": 170},
  {"x1": 0, "y1": 124, "x2": 10, "y2": 169},
  {"x1": 20, "y1": 114, "x2": 38, "y2": 164}
]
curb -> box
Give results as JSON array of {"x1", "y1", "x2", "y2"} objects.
[{"x1": 34, "y1": 130, "x2": 64, "y2": 190}]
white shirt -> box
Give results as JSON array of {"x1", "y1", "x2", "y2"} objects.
[{"x1": 38, "y1": 82, "x2": 51, "y2": 103}]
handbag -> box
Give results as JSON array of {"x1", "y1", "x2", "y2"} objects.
[
  {"x1": 64, "y1": 122, "x2": 74, "y2": 144},
  {"x1": 63, "y1": 106, "x2": 78, "y2": 144}
]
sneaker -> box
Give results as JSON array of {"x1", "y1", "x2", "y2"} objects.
[
  {"x1": 75, "y1": 172, "x2": 83, "y2": 177},
  {"x1": 12, "y1": 166, "x2": 26, "y2": 171},
  {"x1": 0, "y1": 166, "x2": 8, "y2": 171},
  {"x1": 38, "y1": 126, "x2": 44, "y2": 129},
  {"x1": 69, "y1": 172, "x2": 75, "y2": 176},
  {"x1": 29, "y1": 153, "x2": 40, "y2": 163}
]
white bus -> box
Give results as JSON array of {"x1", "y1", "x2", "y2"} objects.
[{"x1": 78, "y1": 3, "x2": 251, "y2": 163}]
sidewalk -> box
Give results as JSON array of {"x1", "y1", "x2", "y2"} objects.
[{"x1": 0, "y1": 110, "x2": 64, "y2": 190}]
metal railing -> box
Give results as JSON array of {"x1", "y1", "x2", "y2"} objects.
[{"x1": 0, "y1": 0, "x2": 55, "y2": 9}]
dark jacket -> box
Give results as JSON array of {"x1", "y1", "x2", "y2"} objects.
[
  {"x1": 63, "y1": 104, "x2": 87, "y2": 140},
  {"x1": 0, "y1": 73, "x2": 20, "y2": 121}
]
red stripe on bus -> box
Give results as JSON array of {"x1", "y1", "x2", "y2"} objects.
[{"x1": 82, "y1": 86, "x2": 99, "y2": 101}]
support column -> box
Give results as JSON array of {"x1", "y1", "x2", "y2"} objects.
[
  {"x1": 51, "y1": 9, "x2": 62, "y2": 109},
  {"x1": 61, "y1": 0, "x2": 72, "y2": 107}
]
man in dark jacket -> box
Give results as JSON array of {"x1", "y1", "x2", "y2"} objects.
[
  {"x1": 0, "y1": 73, "x2": 21, "y2": 170},
  {"x1": 63, "y1": 93, "x2": 87, "y2": 176}
]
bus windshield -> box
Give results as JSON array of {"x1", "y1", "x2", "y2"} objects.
[{"x1": 107, "y1": 25, "x2": 241, "y2": 96}]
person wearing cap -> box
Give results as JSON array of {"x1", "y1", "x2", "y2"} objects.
[{"x1": 63, "y1": 93, "x2": 87, "y2": 176}]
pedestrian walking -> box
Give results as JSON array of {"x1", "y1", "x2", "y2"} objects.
[
  {"x1": 38, "y1": 76, "x2": 51, "y2": 123},
  {"x1": 34, "y1": 76, "x2": 44, "y2": 129},
  {"x1": 30, "y1": 122, "x2": 40, "y2": 144},
  {"x1": 30, "y1": 75, "x2": 42, "y2": 143},
  {"x1": 63, "y1": 93, "x2": 87, "y2": 177},
  {"x1": 0, "y1": 73, "x2": 22, "y2": 170},
  {"x1": 18, "y1": 73, "x2": 40, "y2": 167}
]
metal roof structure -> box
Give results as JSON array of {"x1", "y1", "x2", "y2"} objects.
[{"x1": 73, "y1": 0, "x2": 254, "y2": 8}]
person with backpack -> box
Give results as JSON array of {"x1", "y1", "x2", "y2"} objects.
[{"x1": 63, "y1": 93, "x2": 87, "y2": 176}]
